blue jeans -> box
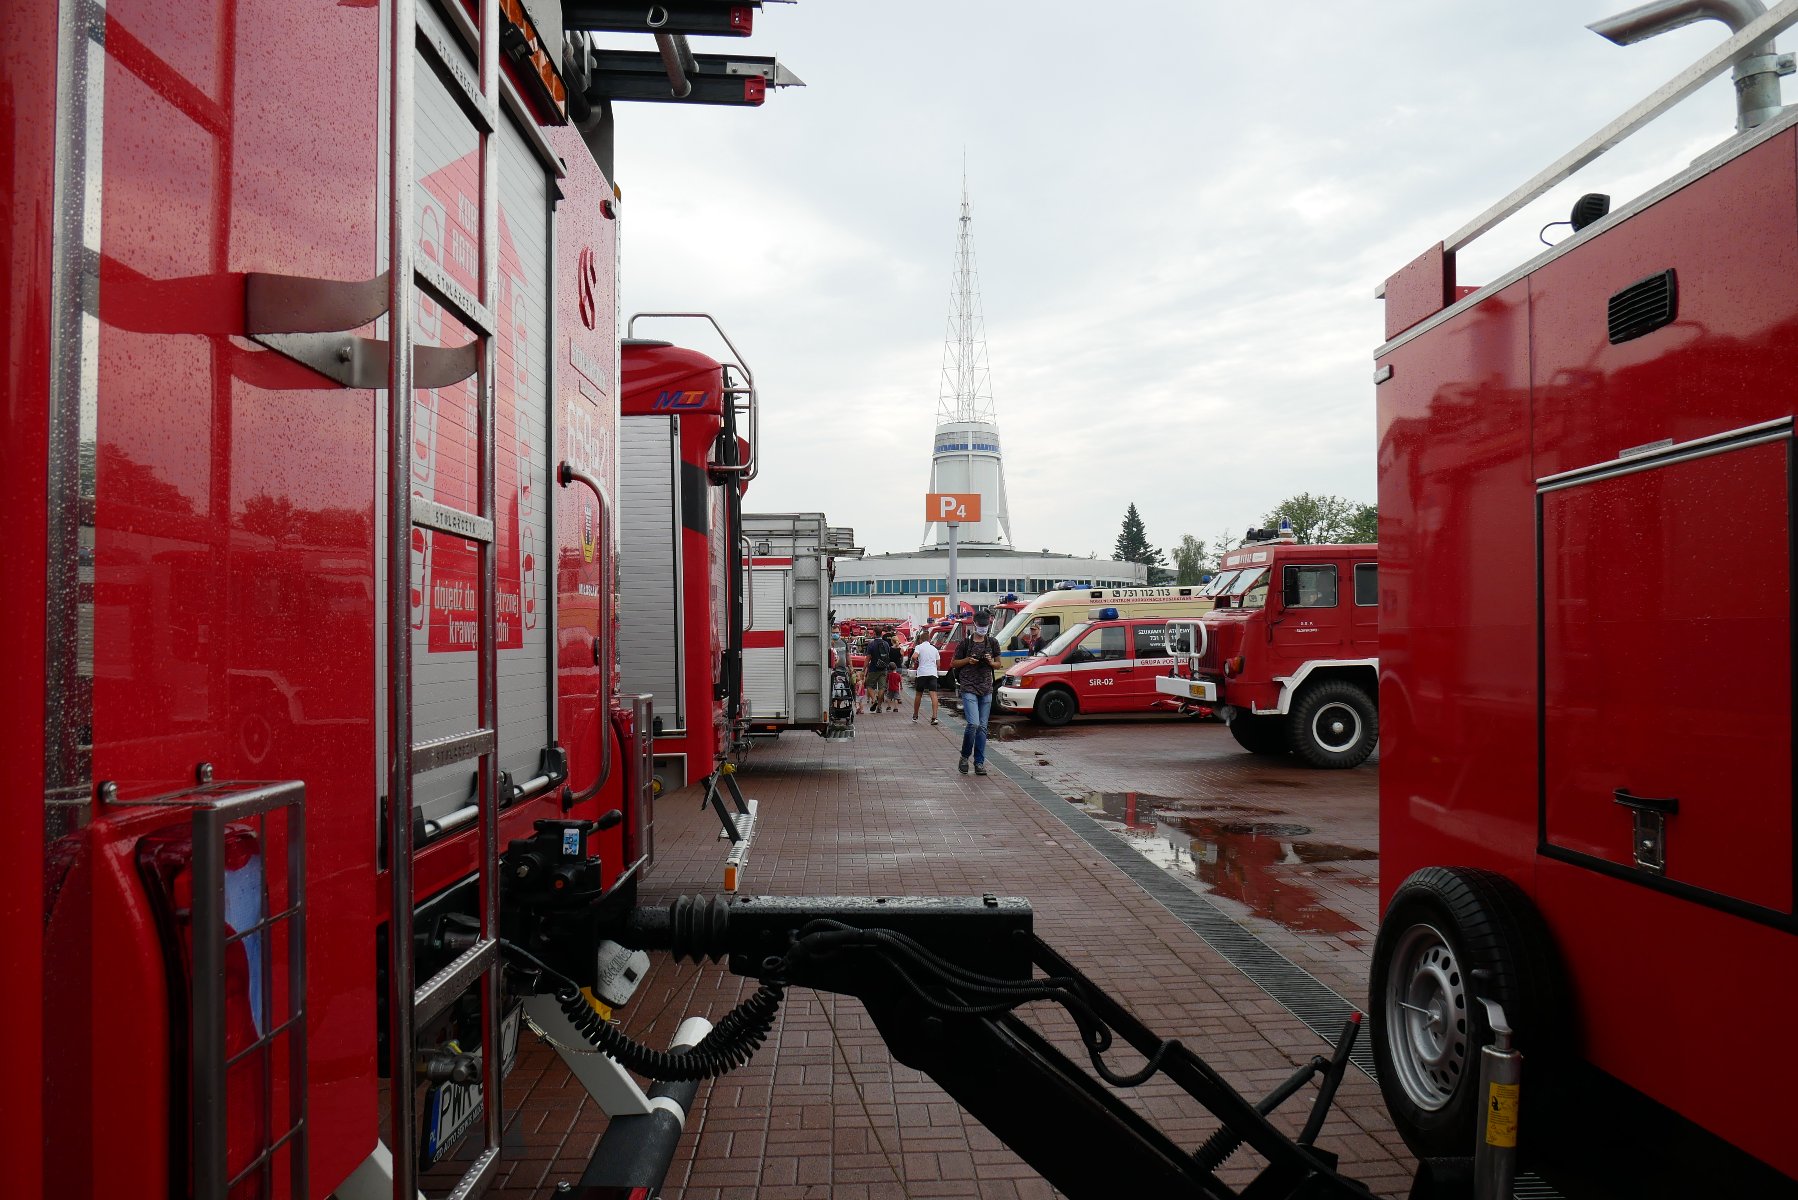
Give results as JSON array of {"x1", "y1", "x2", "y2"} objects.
[{"x1": 960, "y1": 690, "x2": 993, "y2": 764}]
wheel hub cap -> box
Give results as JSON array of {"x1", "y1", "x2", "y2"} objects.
[
  {"x1": 1312, "y1": 702, "x2": 1361, "y2": 752},
  {"x1": 1385, "y1": 923, "x2": 1468, "y2": 1112}
]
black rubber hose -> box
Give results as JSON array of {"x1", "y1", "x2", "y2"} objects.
[{"x1": 554, "y1": 979, "x2": 784, "y2": 1082}]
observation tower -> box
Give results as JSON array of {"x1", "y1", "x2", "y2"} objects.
[{"x1": 922, "y1": 174, "x2": 1013, "y2": 549}]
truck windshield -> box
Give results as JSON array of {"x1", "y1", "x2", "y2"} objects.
[
  {"x1": 1042, "y1": 622, "x2": 1090, "y2": 657},
  {"x1": 1232, "y1": 568, "x2": 1270, "y2": 609},
  {"x1": 1202, "y1": 570, "x2": 1240, "y2": 597}
]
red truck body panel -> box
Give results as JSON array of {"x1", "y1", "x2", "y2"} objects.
[
  {"x1": 2, "y1": 4, "x2": 59, "y2": 1197},
  {"x1": 1376, "y1": 123, "x2": 1798, "y2": 1176},
  {"x1": 621, "y1": 341, "x2": 739, "y2": 785},
  {"x1": 17, "y1": 4, "x2": 634, "y2": 1194}
]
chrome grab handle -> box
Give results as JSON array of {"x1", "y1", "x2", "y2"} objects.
[
  {"x1": 559, "y1": 461, "x2": 614, "y2": 800},
  {"x1": 740, "y1": 534, "x2": 755, "y2": 629}
]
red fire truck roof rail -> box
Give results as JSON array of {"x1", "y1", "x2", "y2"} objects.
[{"x1": 1432, "y1": 0, "x2": 1798, "y2": 259}]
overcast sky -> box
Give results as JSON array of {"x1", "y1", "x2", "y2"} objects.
[{"x1": 610, "y1": 1, "x2": 1750, "y2": 559}]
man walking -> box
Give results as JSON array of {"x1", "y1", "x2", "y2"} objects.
[
  {"x1": 949, "y1": 609, "x2": 1003, "y2": 776},
  {"x1": 861, "y1": 630, "x2": 888, "y2": 715},
  {"x1": 910, "y1": 633, "x2": 943, "y2": 725}
]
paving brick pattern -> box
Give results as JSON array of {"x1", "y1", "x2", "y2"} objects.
[
  {"x1": 490, "y1": 710, "x2": 1414, "y2": 1198},
  {"x1": 987, "y1": 713, "x2": 1380, "y2": 1003}
]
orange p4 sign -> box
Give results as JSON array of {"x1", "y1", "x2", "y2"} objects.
[{"x1": 925, "y1": 492, "x2": 982, "y2": 523}]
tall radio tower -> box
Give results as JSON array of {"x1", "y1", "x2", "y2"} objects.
[{"x1": 923, "y1": 168, "x2": 1013, "y2": 548}]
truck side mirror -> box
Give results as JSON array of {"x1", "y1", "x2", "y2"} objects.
[
  {"x1": 1282, "y1": 575, "x2": 1301, "y2": 607},
  {"x1": 1066, "y1": 648, "x2": 1089, "y2": 664}
]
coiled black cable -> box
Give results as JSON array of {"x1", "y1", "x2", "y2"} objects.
[{"x1": 553, "y1": 979, "x2": 786, "y2": 1082}]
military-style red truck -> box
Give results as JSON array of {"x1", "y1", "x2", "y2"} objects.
[{"x1": 1157, "y1": 532, "x2": 1380, "y2": 768}]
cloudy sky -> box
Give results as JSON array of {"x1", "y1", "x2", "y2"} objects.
[{"x1": 610, "y1": 0, "x2": 1749, "y2": 558}]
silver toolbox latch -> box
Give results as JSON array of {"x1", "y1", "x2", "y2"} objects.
[{"x1": 1612, "y1": 788, "x2": 1678, "y2": 875}]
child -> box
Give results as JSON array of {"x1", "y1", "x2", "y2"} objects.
[{"x1": 885, "y1": 662, "x2": 904, "y2": 713}]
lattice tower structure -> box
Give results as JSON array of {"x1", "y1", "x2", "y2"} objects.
[{"x1": 924, "y1": 174, "x2": 1012, "y2": 549}]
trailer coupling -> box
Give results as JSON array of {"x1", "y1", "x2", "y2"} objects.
[{"x1": 532, "y1": 893, "x2": 1381, "y2": 1200}]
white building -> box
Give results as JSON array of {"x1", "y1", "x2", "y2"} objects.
[{"x1": 831, "y1": 548, "x2": 1147, "y2": 625}]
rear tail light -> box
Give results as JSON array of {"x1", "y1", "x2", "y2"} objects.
[{"x1": 138, "y1": 824, "x2": 273, "y2": 1200}]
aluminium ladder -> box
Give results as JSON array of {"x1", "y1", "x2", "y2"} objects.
[{"x1": 385, "y1": 0, "x2": 506, "y2": 1197}]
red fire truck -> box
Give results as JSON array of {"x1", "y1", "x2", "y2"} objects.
[
  {"x1": 1371, "y1": 1, "x2": 1798, "y2": 1190},
  {"x1": 1156, "y1": 532, "x2": 1380, "y2": 768},
  {"x1": 5, "y1": 1, "x2": 803, "y2": 1197},
  {"x1": 618, "y1": 322, "x2": 753, "y2": 793}
]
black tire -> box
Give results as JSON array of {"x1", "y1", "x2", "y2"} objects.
[
  {"x1": 1287, "y1": 679, "x2": 1378, "y2": 768},
  {"x1": 1369, "y1": 867, "x2": 1566, "y2": 1161},
  {"x1": 1033, "y1": 686, "x2": 1077, "y2": 727},
  {"x1": 1227, "y1": 714, "x2": 1289, "y2": 756}
]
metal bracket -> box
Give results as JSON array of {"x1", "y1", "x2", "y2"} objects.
[
  {"x1": 244, "y1": 271, "x2": 478, "y2": 389},
  {"x1": 1613, "y1": 787, "x2": 1678, "y2": 874}
]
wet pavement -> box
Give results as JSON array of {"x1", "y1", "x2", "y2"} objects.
[
  {"x1": 990, "y1": 713, "x2": 1381, "y2": 1003},
  {"x1": 492, "y1": 709, "x2": 1413, "y2": 1198}
]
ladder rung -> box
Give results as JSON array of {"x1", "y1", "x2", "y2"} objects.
[
  {"x1": 412, "y1": 728, "x2": 495, "y2": 774},
  {"x1": 416, "y1": 256, "x2": 493, "y2": 337},
  {"x1": 414, "y1": 937, "x2": 498, "y2": 1026},
  {"x1": 415, "y1": 8, "x2": 497, "y2": 135},
  {"x1": 413, "y1": 497, "x2": 493, "y2": 544}
]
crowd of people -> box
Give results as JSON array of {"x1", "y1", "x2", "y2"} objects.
[{"x1": 845, "y1": 608, "x2": 1011, "y2": 776}]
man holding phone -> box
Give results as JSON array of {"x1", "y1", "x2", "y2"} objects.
[{"x1": 949, "y1": 608, "x2": 1004, "y2": 776}]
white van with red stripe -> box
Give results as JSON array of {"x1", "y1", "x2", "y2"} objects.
[{"x1": 742, "y1": 513, "x2": 858, "y2": 737}]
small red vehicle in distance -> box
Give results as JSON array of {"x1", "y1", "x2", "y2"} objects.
[
  {"x1": 1157, "y1": 531, "x2": 1379, "y2": 768},
  {"x1": 996, "y1": 611, "x2": 1180, "y2": 725}
]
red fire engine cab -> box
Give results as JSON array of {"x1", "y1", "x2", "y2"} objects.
[
  {"x1": 1372, "y1": 1, "x2": 1798, "y2": 1191},
  {"x1": 618, "y1": 321, "x2": 754, "y2": 794},
  {"x1": 1157, "y1": 531, "x2": 1380, "y2": 768},
  {"x1": 6, "y1": 2, "x2": 802, "y2": 1198}
]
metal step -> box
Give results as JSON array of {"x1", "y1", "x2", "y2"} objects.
[
  {"x1": 414, "y1": 938, "x2": 498, "y2": 1026},
  {"x1": 441, "y1": 1145, "x2": 499, "y2": 1200},
  {"x1": 411, "y1": 728, "x2": 495, "y2": 774}
]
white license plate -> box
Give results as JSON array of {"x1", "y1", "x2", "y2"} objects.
[{"x1": 420, "y1": 1002, "x2": 522, "y2": 1167}]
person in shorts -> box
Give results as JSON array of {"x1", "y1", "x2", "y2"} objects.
[
  {"x1": 910, "y1": 634, "x2": 942, "y2": 724},
  {"x1": 864, "y1": 654, "x2": 889, "y2": 712},
  {"x1": 885, "y1": 662, "x2": 903, "y2": 712}
]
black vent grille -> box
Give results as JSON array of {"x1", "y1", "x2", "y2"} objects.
[{"x1": 1607, "y1": 269, "x2": 1677, "y2": 344}]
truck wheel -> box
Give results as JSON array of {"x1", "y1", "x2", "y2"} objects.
[
  {"x1": 1033, "y1": 687, "x2": 1077, "y2": 727},
  {"x1": 1228, "y1": 714, "x2": 1288, "y2": 756},
  {"x1": 1287, "y1": 680, "x2": 1378, "y2": 768},
  {"x1": 1370, "y1": 867, "x2": 1565, "y2": 1161}
]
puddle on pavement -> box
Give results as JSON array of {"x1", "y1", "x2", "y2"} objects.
[{"x1": 1073, "y1": 791, "x2": 1374, "y2": 938}]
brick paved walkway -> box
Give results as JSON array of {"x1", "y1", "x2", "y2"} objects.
[
  {"x1": 493, "y1": 710, "x2": 1414, "y2": 1198},
  {"x1": 986, "y1": 713, "x2": 1380, "y2": 1004}
]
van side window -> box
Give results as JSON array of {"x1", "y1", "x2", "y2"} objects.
[
  {"x1": 1074, "y1": 625, "x2": 1127, "y2": 662},
  {"x1": 1281, "y1": 564, "x2": 1338, "y2": 608},
  {"x1": 1354, "y1": 562, "x2": 1378, "y2": 606},
  {"x1": 1133, "y1": 624, "x2": 1168, "y2": 658}
]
